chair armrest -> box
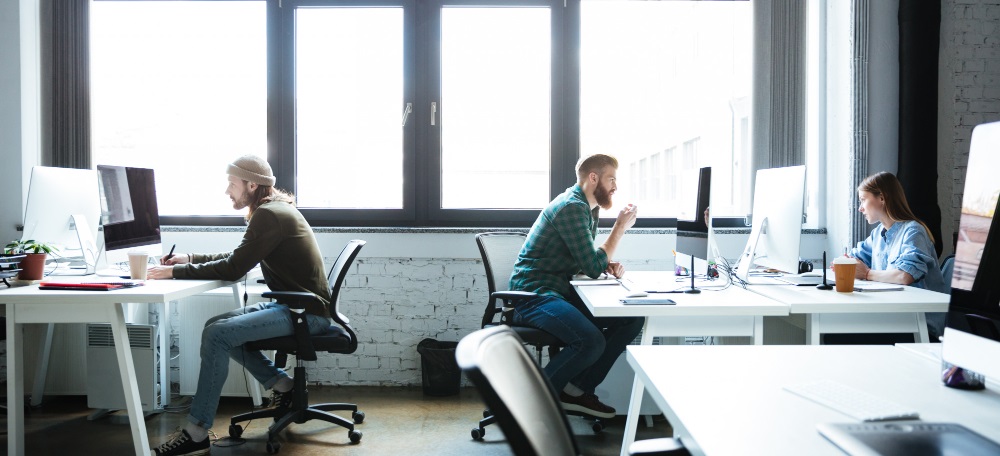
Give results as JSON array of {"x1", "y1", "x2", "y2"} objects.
[
  {"x1": 491, "y1": 291, "x2": 538, "y2": 325},
  {"x1": 261, "y1": 291, "x2": 322, "y2": 310},
  {"x1": 491, "y1": 291, "x2": 538, "y2": 303}
]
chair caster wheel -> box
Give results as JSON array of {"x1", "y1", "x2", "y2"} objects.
[
  {"x1": 592, "y1": 419, "x2": 604, "y2": 434},
  {"x1": 349, "y1": 429, "x2": 363, "y2": 443},
  {"x1": 353, "y1": 410, "x2": 365, "y2": 424},
  {"x1": 229, "y1": 423, "x2": 243, "y2": 439},
  {"x1": 266, "y1": 440, "x2": 281, "y2": 454},
  {"x1": 482, "y1": 408, "x2": 492, "y2": 418},
  {"x1": 471, "y1": 427, "x2": 485, "y2": 440}
]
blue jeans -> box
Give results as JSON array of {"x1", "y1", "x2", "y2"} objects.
[
  {"x1": 511, "y1": 293, "x2": 644, "y2": 395},
  {"x1": 187, "y1": 302, "x2": 332, "y2": 429}
]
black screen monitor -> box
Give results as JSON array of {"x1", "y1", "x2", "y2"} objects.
[
  {"x1": 97, "y1": 165, "x2": 162, "y2": 253},
  {"x1": 676, "y1": 167, "x2": 711, "y2": 261},
  {"x1": 941, "y1": 120, "x2": 1000, "y2": 385}
]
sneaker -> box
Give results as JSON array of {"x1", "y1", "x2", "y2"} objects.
[
  {"x1": 269, "y1": 388, "x2": 293, "y2": 411},
  {"x1": 559, "y1": 392, "x2": 616, "y2": 419},
  {"x1": 152, "y1": 428, "x2": 210, "y2": 456}
]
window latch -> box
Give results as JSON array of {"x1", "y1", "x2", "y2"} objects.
[
  {"x1": 431, "y1": 102, "x2": 437, "y2": 126},
  {"x1": 402, "y1": 102, "x2": 412, "y2": 127}
]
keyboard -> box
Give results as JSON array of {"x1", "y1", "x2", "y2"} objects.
[{"x1": 783, "y1": 380, "x2": 920, "y2": 422}]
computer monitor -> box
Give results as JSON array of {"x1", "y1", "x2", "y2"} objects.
[
  {"x1": 96, "y1": 165, "x2": 163, "y2": 269},
  {"x1": 675, "y1": 167, "x2": 712, "y2": 293},
  {"x1": 941, "y1": 120, "x2": 1000, "y2": 385},
  {"x1": 21, "y1": 166, "x2": 102, "y2": 273},
  {"x1": 676, "y1": 167, "x2": 712, "y2": 262},
  {"x1": 735, "y1": 165, "x2": 806, "y2": 282}
]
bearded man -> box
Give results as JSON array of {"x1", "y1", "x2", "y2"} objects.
[
  {"x1": 146, "y1": 155, "x2": 331, "y2": 456},
  {"x1": 508, "y1": 153, "x2": 643, "y2": 418}
]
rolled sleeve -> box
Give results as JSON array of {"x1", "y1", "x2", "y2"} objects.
[{"x1": 889, "y1": 228, "x2": 934, "y2": 282}]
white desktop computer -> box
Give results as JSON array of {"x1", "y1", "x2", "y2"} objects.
[
  {"x1": 21, "y1": 166, "x2": 103, "y2": 275},
  {"x1": 735, "y1": 165, "x2": 807, "y2": 283},
  {"x1": 941, "y1": 120, "x2": 1000, "y2": 387}
]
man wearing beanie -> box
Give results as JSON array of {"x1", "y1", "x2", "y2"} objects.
[{"x1": 146, "y1": 155, "x2": 331, "y2": 456}]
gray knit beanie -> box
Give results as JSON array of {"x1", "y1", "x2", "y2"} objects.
[{"x1": 226, "y1": 155, "x2": 275, "y2": 187}]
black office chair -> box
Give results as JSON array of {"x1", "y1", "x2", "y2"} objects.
[
  {"x1": 457, "y1": 326, "x2": 690, "y2": 456},
  {"x1": 928, "y1": 254, "x2": 956, "y2": 341},
  {"x1": 472, "y1": 232, "x2": 604, "y2": 440},
  {"x1": 228, "y1": 240, "x2": 367, "y2": 454}
]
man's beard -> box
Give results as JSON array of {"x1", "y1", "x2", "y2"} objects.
[
  {"x1": 594, "y1": 182, "x2": 613, "y2": 210},
  {"x1": 232, "y1": 192, "x2": 252, "y2": 210}
]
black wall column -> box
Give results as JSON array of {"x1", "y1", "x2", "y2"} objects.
[{"x1": 898, "y1": 0, "x2": 943, "y2": 257}]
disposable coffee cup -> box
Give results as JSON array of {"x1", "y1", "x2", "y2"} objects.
[
  {"x1": 832, "y1": 257, "x2": 856, "y2": 292},
  {"x1": 128, "y1": 252, "x2": 149, "y2": 280}
]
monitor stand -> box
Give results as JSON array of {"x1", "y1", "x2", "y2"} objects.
[
  {"x1": 684, "y1": 254, "x2": 701, "y2": 294},
  {"x1": 816, "y1": 251, "x2": 833, "y2": 290},
  {"x1": 48, "y1": 214, "x2": 99, "y2": 276}
]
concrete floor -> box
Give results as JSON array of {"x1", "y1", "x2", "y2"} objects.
[{"x1": 2, "y1": 386, "x2": 674, "y2": 455}]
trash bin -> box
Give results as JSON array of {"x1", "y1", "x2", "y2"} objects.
[{"x1": 417, "y1": 338, "x2": 461, "y2": 396}]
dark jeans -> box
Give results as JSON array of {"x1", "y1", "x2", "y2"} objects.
[{"x1": 511, "y1": 293, "x2": 644, "y2": 395}]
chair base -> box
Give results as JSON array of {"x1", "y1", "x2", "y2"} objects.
[
  {"x1": 229, "y1": 365, "x2": 364, "y2": 452},
  {"x1": 473, "y1": 409, "x2": 605, "y2": 440}
]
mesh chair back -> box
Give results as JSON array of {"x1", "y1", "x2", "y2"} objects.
[
  {"x1": 476, "y1": 232, "x2": 527, "y2": 327},
  {"x1": 457, "y1": 326, "x2": 579, "y2": 456},
  {"x1": 326, "y1": 239, "x2": 366, "y2": 351}
]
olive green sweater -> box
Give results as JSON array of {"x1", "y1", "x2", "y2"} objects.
[{"x1": 172, "y1": 201, "x2": 332, "y2": 318}]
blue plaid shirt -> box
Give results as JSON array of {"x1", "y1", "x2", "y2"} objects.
[
  {"x1": 509, "y1": 185, "x2": 609, "y2": 300},
  {"x1": 851, "y1": 220, "x2": 946, "y2": 293}
]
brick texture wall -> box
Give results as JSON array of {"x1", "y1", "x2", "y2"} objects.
[{"x1": 945, "y1": 0, "x2": 1000, "y2": 232}]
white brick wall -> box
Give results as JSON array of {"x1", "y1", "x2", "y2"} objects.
[{"x1": 944, "y1": 0, "x2": 1000, "y2": 236}]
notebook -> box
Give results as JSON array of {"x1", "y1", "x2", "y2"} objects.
[
  {"x1": 38, "y1": 281, "x2": 144, "y2": 291},
  {"x1": 776, "y1": 275, "x2": 826, "y2": 286}
]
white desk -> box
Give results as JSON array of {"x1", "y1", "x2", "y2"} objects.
[
  {"x1": 2, "y1": 278, "x2": 232, "y2": 456},
  {"x1": 746, "y1": 284, "x2": 950, "y2": 344},
  {"x1": 573, "y1": 272, "x2": 788, "y2": 455},
  {"x1": 626, "y1": 344, "x2": 1000, "y2": 455}
]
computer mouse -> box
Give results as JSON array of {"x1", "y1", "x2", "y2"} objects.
[
  {"x1": 626, "y1": 291, "x2": 648, "y2": 298},
  {"x1": 800, "y1": 271, "x2": 823, "y2": 277}
]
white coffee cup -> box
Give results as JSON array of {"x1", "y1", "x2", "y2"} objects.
[{"x1": 128, "y1": 252, "x2": 149, "y2": 280}]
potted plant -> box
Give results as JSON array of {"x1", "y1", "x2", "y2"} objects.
[{"x1": 4, "y1": 239, "x2": 57, "y2": 281}]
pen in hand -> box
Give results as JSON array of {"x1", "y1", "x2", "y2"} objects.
[{"x1": 163, "y1": 244, "x2": 176, "y2": 264}]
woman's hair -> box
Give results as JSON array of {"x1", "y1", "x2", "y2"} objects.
[
  {"x1": 575, "y1": 154, "x2": 619, "y2": 181},
  {"x1": 858, "y1": 171, "x2": 934, "y2": 244},
  {"x1": 246, "y1": 184, "x2": 295, "y2": 219}
]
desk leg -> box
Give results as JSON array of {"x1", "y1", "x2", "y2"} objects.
[
  {"x1": 914, "y1": 312, "x2": 929, "y2": 343},
  {"x1": 8, "y1": 308, "x2": 25, "y2": 456},
  {"x1": 806, "y1": 314, "x2": 821, "y2": 345},
  {"x1": 109, "y1": 303, "x2": 152, "y2": 456},
  {"x1": 30, "y1": 323, "x2": 55, "y2": 407},
  {"x1": 159, "y1": 301, "x2": 170, "y2": 410},
  {"x1": 620, "y1": 318, "x2": 655, "y2": 456}
]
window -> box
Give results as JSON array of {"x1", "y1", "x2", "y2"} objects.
[
  {"x1": 580, "y1": 0, "x2": 753, "y2": 219},
  {"x1": 87, "y1": 0, "x2": 771, "y2": 227},
  {"x1": 90, "y1": 1, "x2": 266, "y2": 219}
]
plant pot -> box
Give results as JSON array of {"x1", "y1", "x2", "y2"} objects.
[{"x1": 17, "y1": 253, "x2": 47, "y2": 281}]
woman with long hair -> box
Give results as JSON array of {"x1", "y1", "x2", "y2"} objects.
[{"x1": 849, "y1": 171, "x2": 946, "y2": 294}]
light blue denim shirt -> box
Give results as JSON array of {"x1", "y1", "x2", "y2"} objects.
[{"x1": 851, "y1": 220, "x2": 947, "y2": 293}]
